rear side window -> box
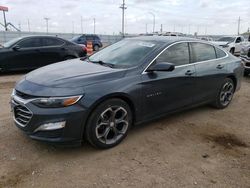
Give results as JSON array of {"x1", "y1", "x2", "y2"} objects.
[
  {"x1": 18, "y1": 38, "x2": 42, "y2": 48},
  {"x1": 42, "y1": 38, "x2": 64, "y2": 46},
  {"x1": 190, "y1": 43, "x2": 216, "y2": 62},
  {"x1": 215, "y1": 47, "x2": 227, "y2": 58},
  {"x1": 86, "y1": 35, "x2": 94, "y2": 40},
  {"x1": 156, "y1": 42, "x2": 189, "y2": 66}
]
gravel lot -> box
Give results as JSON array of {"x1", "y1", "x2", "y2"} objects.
[{"x1": 0, "y1": 72, "x2": 249, "y2": 188}]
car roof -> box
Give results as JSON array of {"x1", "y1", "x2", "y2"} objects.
[
  {"x1": 17, "y1": 35, "x2": 65, "y2": 40},
  {"x1": 128, "y1": 36, "x2": 199, "y2": 44}
]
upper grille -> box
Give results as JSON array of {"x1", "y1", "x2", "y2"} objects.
[
  {"x1": 246, "y1": 62, "x2": 250, "y2": 67},
  {"x1": 14, "y1": 101, "x2": 32, "y2": 127},
  {"x1": 15, "y1": 90, "x2": 37, "y2": 99}
]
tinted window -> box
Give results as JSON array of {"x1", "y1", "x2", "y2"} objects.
[
  {"x1": 86, "y1": 35, "x2": 93, "y2": 40},
  {"x1": 236, "y1": 37, "x2": 241, "y2": 43},
  {"x1": 79, "y1": 36, "x2": 86, "y2": 41},
  {"x1": 156, "y1": 42, "x2": 189, "y2": 66},
  {"x1": 18, "y1": 38, "x2": 42, "y2": 48},
  {"x1": 190, "y1": 43, "x2": 216, "y2": 62},
  {"x1": 215, "y1": 47, "x2": 227, "y2": 58},
  {"x1": 42, "y1": 38, "x2": 64, "y2": 46}
]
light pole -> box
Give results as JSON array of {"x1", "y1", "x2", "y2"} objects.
[
  {"x1": 149, "y1": 12, "x2": 155, "y2": 34},
  {"x1": 81, "y1": 16, "x2": 83, "y2": 33},
  {"x1": 93, "y1": 18, "x2": 96, "y2": 34},
  {"x1": 27, "y1": 19, "x2": 30, "y2": 32},
  {"x1": 44, "y1": 17, "x2": 50, "y2": 34},
  {"x1": 120, "y1": 0, "x2": 127, "y2": 37}
]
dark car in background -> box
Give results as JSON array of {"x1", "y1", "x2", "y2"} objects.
[
  {"x1": 0, "y1": 36, "x2": 86, "y2": 72},
  {"x1": 11, "y1": 36, "x2": 243, "y2": 149},
  {"x1": 71, "y1": 34, "x2": 103, "y2": 51}
]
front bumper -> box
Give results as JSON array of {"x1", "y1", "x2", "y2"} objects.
[{"x1": 11, "y1": 93, "x2": 87, "y2": 146}]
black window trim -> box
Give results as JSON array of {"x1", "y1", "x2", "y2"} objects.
[{"x1": 143, "y1": 41, "x2": 229, "y2": 74}]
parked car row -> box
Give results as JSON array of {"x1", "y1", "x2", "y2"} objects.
[
  {"x1": 0, "y1": 34, "x2": 105, "y2": 72},
  {"x1": 212, "y1": 35, "x2": 249, "y2": 56}
]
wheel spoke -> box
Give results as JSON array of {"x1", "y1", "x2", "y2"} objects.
[
  {"x1": 95, "y1": 105, "x2": 129, "y2": 145},
  {"x1": 220, "y1": 82, "x2": 234, "y2": 106}
]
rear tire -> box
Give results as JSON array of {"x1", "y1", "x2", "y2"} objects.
[
  {"x1": 93, "y1": 45, "x2": 99, "y2": 51},
  {"x1": 85, "y1": 99, "x2": 132, "y2": 149},
  {"x1": 212, "y1": 78, "x2": 235, "y2": 109}
]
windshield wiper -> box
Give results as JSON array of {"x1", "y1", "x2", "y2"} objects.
[{"x1": 90, "y1": 60, "x2": 115, "y2": 68}]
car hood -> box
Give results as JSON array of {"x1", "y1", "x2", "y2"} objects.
[
  {"x1": 24, "y1": 59, "x2": 126, "y2": 88},
  {"x1": 212, "y1": 41, "x2": 230, "y2": 46}
]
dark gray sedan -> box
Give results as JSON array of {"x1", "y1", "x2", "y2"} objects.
[{"x1": 11, "y1": 36, "x2": 244, "y2": 149}]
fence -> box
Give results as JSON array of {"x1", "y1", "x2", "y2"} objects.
[{"x1": 0, "y1": 31, "x2": 124, "y2": 45}]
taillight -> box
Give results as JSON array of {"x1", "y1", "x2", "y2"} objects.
[{"x1": 82, "y1": 46, "x2": 87, "y2": 52}]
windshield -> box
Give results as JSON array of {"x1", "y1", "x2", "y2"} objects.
[
  {"x1": 89, "y1": 39, "x2": 158, "y2": 68},
  {"x1": 3, "y1": 37, "x2": 22, "y2": 48},
  {"x1": 217, "y1": 37, "x2": 235, "y2": 43}
]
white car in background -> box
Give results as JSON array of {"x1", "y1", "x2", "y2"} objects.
[{"x1": 212, "y1": 36, "x2": 246, "y2": 55}]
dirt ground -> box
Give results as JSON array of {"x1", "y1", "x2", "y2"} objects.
[{"x1": 0, "y1": 72, "x2": 249, "y2": 188}]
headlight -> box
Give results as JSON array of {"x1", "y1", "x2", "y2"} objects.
[{"x1": 32, "y1": 95, "x2": 82, "y2": 108}]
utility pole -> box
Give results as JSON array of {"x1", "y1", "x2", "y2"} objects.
[
  {"x1": 18, "y1": 22, "x2": 21, "y2": 31},
  {"x1": 72, "y1": 21, "x2": 75, "y2": 34},
  {"x1": 160, "y1": 24, "x2": 163, "y2": 34},
  {"x1": 145, "y1": 23, "x2": 148, "y2": 34},
  {"x1": 93, "y1": 18, "x2": 96, "y2": 34},
  {"x1": 44, "y1": 17, "x2": 50, "y2": 34},
  {"x1": 120, "y1": 0, "x2": 127, "y2": 37},
  {"x1": 27, "y1": 19, "x2": 30, "y2": 32},
  {"x1": 188, "y1": 24, "x2": 191, "y2": 35},
  {"x1": 81, "y1": 16, "x2": 83, "y2": 33},
  {"x1": 149, "y1": 12, "x2": 155, "y2": 34},
  {"x1": 237, "y1": 16, "x2": 241, "y2": 35}
]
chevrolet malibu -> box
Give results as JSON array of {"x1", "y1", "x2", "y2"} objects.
[{"x1": 11, "y1": 36, "x2": 244, "y2": 149}]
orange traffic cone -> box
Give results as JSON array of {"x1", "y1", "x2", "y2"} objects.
[{"x1": 87, "y1": 41, "x2": 93, "y2": 55}]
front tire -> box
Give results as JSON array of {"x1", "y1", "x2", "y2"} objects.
[
  {"x1": 85, "y1": 99, "x2": 132, "y2": 149},
  {"x1": 212, "y1": 78, "x2": 235, "y2": 109},
  {"x1": 229, "y1": 48, "x2": 235, "y2": 55}
]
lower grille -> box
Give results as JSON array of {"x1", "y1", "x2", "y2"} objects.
[
  {"x1": 14, "y1": 102, "x2": 32, "y2": 127},
  {"x1": 246, "y1": 62, "x2": 250, "y2": 67}
]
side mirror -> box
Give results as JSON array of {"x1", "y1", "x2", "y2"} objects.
[
  {"x1": 146, "y1": 62, "x2": 175, "y2": 72},
  {"x1": 12, "y1": 45, "x2": 20, "y2": 51}
]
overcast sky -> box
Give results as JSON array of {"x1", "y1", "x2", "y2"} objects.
[{"x1": 0, "y1": 0, "x2": 249, "y2": 35}]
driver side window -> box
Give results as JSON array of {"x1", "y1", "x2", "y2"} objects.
[
  {"x1": 156, "y1": 42, "x2": 189, "y2": 66},
  {"x1": 18, "y1": 38, "x2": 42, "y2": 48}
]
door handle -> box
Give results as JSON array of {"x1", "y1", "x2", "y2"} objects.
[
  {"x1": 185, "y1": 70, "x2": 195, "y2": 76},
  {"x1": 216, "y1": 64, "x2": 224, "y2": 69}
]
